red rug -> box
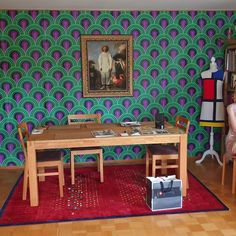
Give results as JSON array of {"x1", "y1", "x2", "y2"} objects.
[{"x1": 0, "y1": 165, "x2": 228, "y2": 226}]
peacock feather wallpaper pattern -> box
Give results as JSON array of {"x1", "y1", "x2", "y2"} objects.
[{"x1": 0, "y1": 10, "x2": 235, "y2": 166}]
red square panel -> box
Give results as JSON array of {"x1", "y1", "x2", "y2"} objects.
[{"x1": 202, "y1": 79, "x2": 215, "y2": 100}]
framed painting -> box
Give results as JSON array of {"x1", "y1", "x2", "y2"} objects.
[{"x1": 81, "y1": 35, "x2": 133, "y2": 97}]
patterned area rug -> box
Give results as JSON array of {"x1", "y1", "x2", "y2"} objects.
[{"x1": 0, "y1": 165, "x2": 228, "y2": 226}]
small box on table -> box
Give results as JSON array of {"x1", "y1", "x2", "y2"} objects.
[{"x1": 146, "y1": 175, "x2": 182, "y2": 211}]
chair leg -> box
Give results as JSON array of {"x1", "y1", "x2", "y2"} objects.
[
  {"x1": 186, "y1": 175, "x2": 189, "y2": 189},
  {"x1": 58, "y1": 163, "x2": 64, "y2": 197},
  {"x1": 161, "y1": 160, "x2": 167, "y2": 175},
  {"x1": 97, "y1": 154, "x2": 100, "y2": 172},
  {"x1": 71, "y1": 153, "x2": 75, "y2": 185},
  {"x1": 145, "y1": 148, "x2": 150, "y2": 177},
  {"x1": 38, "y1": 167, "x2": 45, "y2": 182},
  {"x1": 22, "y1": 165, "x2": 28, "y2": 200},
  {"x1": 221, "y1": 154, "x2": 226, "y2": 186},
  {"x1": 152, "y1": 157, "x2": 156, "y2": 177},
  {"x1": 61, "y1": 161, "x2": 65, "y2": 186},
  {"x1": 99, "y1": 151, "x2": 104, "y2": 183},
  {"x1": 232, "y1": 159, "x2": 236, "y2": 194}
]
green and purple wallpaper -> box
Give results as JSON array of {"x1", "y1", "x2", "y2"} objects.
[{"x1": 0, "y1": 10, "x2": 235, "y2": 166}]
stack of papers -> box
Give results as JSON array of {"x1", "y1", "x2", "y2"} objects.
[
  {"x1": 92, "y1": 130, "x2": 116, "y2": 138},
  {"x1": 142, "y1": 128, "x2": 168, "y2": 135},
  {"x1": 120, "y1": 121, "x2": 141, "y2": 127},
  {"x1": 32, "y1": 129, "x2": 44, "y2": 134},
  {"x1": 130, "y1": 127, "x2": 141, "y2": 136},
  {"x1": 31, "y1": 125, "x2": 48, "y2": 135}
]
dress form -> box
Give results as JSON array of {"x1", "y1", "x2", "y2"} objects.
[{"x1": 196, "y1": 57, "x2": 224, "y2": 166}]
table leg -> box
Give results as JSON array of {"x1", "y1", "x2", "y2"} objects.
[
  {"x1": 27, "y1": 142, "x2": 39, "y2": 206},
  {"x1": 179, "y1": 134, "x2": 187, "y2": 197}
]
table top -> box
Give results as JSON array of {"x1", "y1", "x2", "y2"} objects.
[{"x1": 28, "y1": 121, "x2": 186, "y2": 149}]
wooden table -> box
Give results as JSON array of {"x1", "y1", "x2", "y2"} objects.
[{"x1": 27, "y1": 122, "x2": 188, "y2": 207}]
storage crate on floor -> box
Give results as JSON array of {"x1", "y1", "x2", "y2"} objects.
[{"x1": 146, "y1": 175, "x2": 182, "y2": 211}]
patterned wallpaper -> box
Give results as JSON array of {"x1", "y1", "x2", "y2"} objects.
[{"x1": 0, "y1": 10, "x2": 235, "y2": 166}]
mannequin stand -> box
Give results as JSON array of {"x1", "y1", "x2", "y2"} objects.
[{"x1": 195, "y1": 126, "x2": 223, "y2": 166}]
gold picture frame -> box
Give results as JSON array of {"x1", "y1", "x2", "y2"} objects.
[{"x1": 81, "y1": 35, "x2": 133, "y2": 97}]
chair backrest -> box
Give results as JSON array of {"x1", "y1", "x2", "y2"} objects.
[
  {"x1": 17, "y1": 122, "x2": 29, "y2": 159},
  {"x1": 68, "y1": 114, "x2": 101, "y2": 125},
  {"x1": 175, "y1": 116, "x2": 190, "y2": 134}
]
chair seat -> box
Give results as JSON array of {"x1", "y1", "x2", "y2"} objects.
[
  {"x1": 148, "y1": 144, "x2": 178, "y2": 155},
  {"x1": 36, "y1": 150, "x2": 62, "y2": 162}
]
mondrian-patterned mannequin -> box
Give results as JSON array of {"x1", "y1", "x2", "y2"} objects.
[
  {"x1": 199, "y1": 57, "x2": 225, "y2": 128},
  {"x1": 196, "y1": 57, "x2": 225, "y2": 165}
]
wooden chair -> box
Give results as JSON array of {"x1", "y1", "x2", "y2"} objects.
[
  {"x1": 146, "y1": 116, "x2": 190, "y2": 178},
  {"x1": 68, "y1": 114, "x2": 104, "y2": 184},
  {"x1": 221, "y1": 152, "x2": 236, "y2": 194},
  {"x1": 18, "y1": 122, "x2": 64, "y2": 200}
]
